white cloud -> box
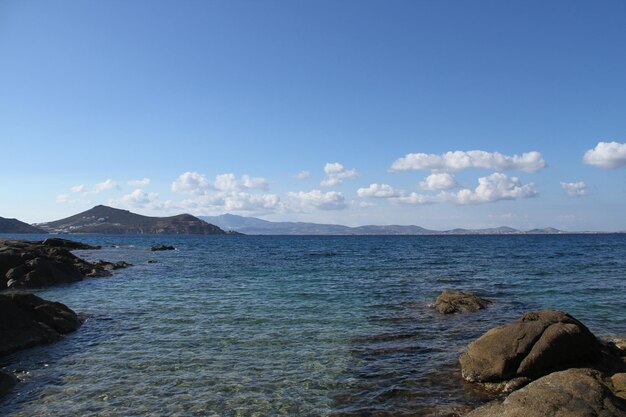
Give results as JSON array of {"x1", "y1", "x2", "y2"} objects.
[
  {"x1": 224, "y1": 192, "x2": 279, "y2": 211},
  {"x1": 171, "y1": 172, "x2": 212, "y2": 195},
  {"x1": 295, "y1": 170, "x2": 311, "y2": 180},
  {"x1": 174, "y1": 192, "x2": 281, "y2": 214},
  {"x1": 213, "y1": 173, "x2": 239, "y2": 192},
  {"x1": 70, "y1": 185, "x2": 86, "y2": 194},
  {"x1": 452, "y1": 173, "x2": 537, "y2": 204},
  {"x1": 241, "y1": 175, "x2": 269, "y2": 190},
  {"x1": 391, "y1": 192, "x2": 440, "y2": 205},
  {"x1": 287, "y1": 189, "x2": 347, "y2": 210},
  {"x1": 583, "y1": 141, "x2": 626, "y2": 169},
  {"x1": 321, "y1": 162, "x2": 357, "y2": 186},
  {"x1": 172, "y1": 172, "x2": 269, "y2": 194},
  {"x1": 93, "y1": 179, "x2": 120, "y2": 193},
  {"x1": 357, "y1": 183, "x2": 401, "y2": 198},
  {"x1": 561, "y1": 181, "x2": 588, "y2": 197},
  {"x1": 56, "y1": 194, "x2": 90, "y2": 205},
  {"x1": 128, "y1": 178, "x2": 151, "y2": 187},
  {"x1": 392, "y1": 173, "x2": 537, "y2": 205},
  {"x1": 115, "y1": 189, "x2": 161, "y2": 209},
  {"x1": 169, "y1": 172, "x2": 278, "y2": 214},
  {"x1": 390, "y1": 150, "x2": 546, "y2": 173},
  {"x1": 418, "y1": 173, "x2": 458, "y2": 190},
  {"x1": 69, "y1": 179, "x2": 120, "y2": 195}
]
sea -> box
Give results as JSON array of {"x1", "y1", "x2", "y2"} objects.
[{"x1": 1, "y1": 234, "x2": 625, "y2": 416}]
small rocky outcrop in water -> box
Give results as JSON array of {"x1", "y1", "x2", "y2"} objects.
[
  {"x1": 41, "y1": 237, "x2": 101, "y2": 250},
  {"x1": 465, "y1": 368, "x2": 626, "y2": 417},
  {"x1": 0, "y1": 239, "x2": 130, "y2": 288},
  {"x1": 0, "y1": 293, "x2": 81, "y2": 356},
  {"x1": 433, "y1": 289, "x2": 491, "y2": 314},
  {"x1": 460, "y1": 310, "x2": 603, "y2": 383},
  {"x1": 92, "y1": 260, "x2": 132, "y2": 272},
  {"x1": 151, "y1": 245, "x2": 175, "y2": 251}
]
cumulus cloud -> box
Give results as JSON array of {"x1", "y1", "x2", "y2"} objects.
[
  {"x1": 115, "y1": 189, "x2": 161, "y2": 209},
  {"x1": 241, "y1": 175, "x2": 269, "y2": 190},
  {"x1": 93, "y1": 179, "x2": 120, "y2": 193},
  {"x1": 172, "y1": 172, "x2": 269, "y2": 194},
  {"x1": 418, "y1": 173, "x2": 458, "y2": 190},
  {"x1": 561, "y1": 181, "x2": 588, "y2": 197},
  {"x1": 287, "y1": 189, "x2": 347, "y2": 210},
  {"x1": 295, "y1": 170, "x2": 311, "y2": 180},
  {"x1": 357, "y1": 183, "x2": 401, "y2": 198},
  {"x1": 390, "y1": 150, "x2": 546, "y2": 173},
  {"x1": 391, "y1": 192, "x2": 440, "y2": 205},
  {"x1": 128, "y1": 178, "x2": 151, "y2": 187},
  {"x1": 171, "y1": 172, "x2": 212, "y2": 195},
  {"x1": 583, "y1": 141, "x2": 626, "y2": 169},
  {"x1": 213, "y1": 173, "x2": 239, "y2": 192},
  {"x1": 69, "y1": 179, "x2": 120, "y2": 195},
  {"x1": 392, "y1": 173, "x2": 537, "y2": 205},
  {"x1": 321, "y1": 162, "x2": 357, "y2": 186},
  {"x1": 169, "y1": 171, "x2": 279, "y2": 214},
  {"x1": 175, "y1": 192, "x2": 281, "y2": 214}
]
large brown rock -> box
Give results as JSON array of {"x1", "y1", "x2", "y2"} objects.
[
  {"x1": 460, "y1": 310, "x2": 602, "y2": 382},
  {"x1": 433, "y1": 289, "x2": 491, "y2": 314},
  {"x1": 0, "y1": 293, "x2": 82, "y2": 356},
  {"x1": 465, "y1": 368, "x2": 626, "y2": 417}
]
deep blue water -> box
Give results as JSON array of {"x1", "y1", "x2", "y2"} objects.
[{"x1": 1, "y1": 234, "x2": 625, "y2": 416}]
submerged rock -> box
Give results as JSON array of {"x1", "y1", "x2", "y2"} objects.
[
  {"x1": 460, "y1": 310, "x2": 603, "y2": 383},
  {"x1": 465, "y1": 368, "x2": 626, "y2": 417},
  {"x1": 0, "y1": 293, "x2": 81, "y2": 356},
  {"x1": 433, "y1": 289, "x2": 491, "y2": 314},
  {"x1": 151, "y1": 245, "x2": 175, "y2": 251},
  {"x1": 92, "y1": 260, "x2": 132, "y2": 271}
]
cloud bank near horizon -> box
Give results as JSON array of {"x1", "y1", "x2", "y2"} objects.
[{"x1": 52, "y1": 142, "x2": 624, "y2": 219}]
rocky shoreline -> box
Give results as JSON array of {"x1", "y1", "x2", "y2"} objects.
[{"x1": 0, "y1": 238, "x2": 131, "y2": 399}]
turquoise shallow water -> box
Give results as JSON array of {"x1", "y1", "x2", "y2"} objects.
[{"x1": 1, "y1": 234, "x2": 625, "y2": 416}]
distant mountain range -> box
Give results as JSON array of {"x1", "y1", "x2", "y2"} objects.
[
  {"x1": 200, "y1": 214, "x2": 577, "y2": 235},
  {"x1": 1, "y1": 207, "x2": 621, "y2": 235},
  {"x1": 0, "y1": 217, "x2": 47, "y2": 234},
  {"x1": 37, "y1": 205, "x2": 228, "y2": 235}
]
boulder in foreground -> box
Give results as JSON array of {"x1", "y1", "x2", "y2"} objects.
[
  {"x1": 433, "y1": 289, "x2": 491, "y2": 314},
  {"x1": 465, "y1": 368, "x2": 626, "y2": 417},
  {"x1": 0, "y1": 293, "x2": 81, "y2": 356},
  {"x1": 460, "y1": 310, "x2": 602, "y2": 382}
]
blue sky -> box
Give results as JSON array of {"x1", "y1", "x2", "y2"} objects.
[{"x1": 1, "y1": 0, "x2": 626, "y2": 230}]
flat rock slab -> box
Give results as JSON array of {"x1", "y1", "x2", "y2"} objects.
[
  {"x1": 460, "y1": 310, "x2": 603, "y2": 382},
  {"x1": 466, "y1": 368, "x2": 626, "y2": 417},
  {"x1": 433, "y1": 289, "x2": 491, "y2": 314}
]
